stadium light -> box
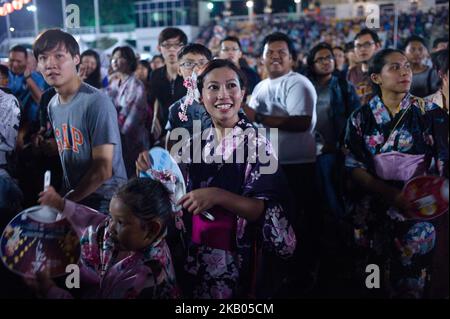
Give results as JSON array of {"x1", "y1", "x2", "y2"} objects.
[
  {"x1": 246, "y1": 1, "x2": 254, "y2": 8},
  {"x1": 10, "y1": 27, "x2": 15, "y2": 32},
  {"x1": 295, "y1": 0, "x2": 302, "y2": 16},
  {"x1": 207, "y1": 2, "x2": 213, "y2": 10},
  {"x1": 26, "y1": 5, "x2": 37, "y2": 12}
]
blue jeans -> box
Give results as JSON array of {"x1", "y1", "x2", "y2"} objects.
[{"x1": 315, "y1": 153, "x2": 346, "y2": 219}]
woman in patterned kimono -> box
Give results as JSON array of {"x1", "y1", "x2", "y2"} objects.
[
  {"x1": 344, "y1": 49, "x2": 448, "y2": 298},
  {"x1": 107, "y1": 46, "x2": 149, "y2": 178},
  {"x1": 137, "y1": 59, "x2": 296, "y2": 299},
  {"x1": 29, "y1": 178, "x2": 180, "y2": 299}
]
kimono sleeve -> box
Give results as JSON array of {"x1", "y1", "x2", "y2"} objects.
[
  {"x1": 121, "y1": 81, "x2": 148, "y2": 136},
  {"x1": 241, "y1": 136, "x2": 296, "y2": 259},
  {"x1": 63, "y1": 200, "x2": 108, "y2": 238},
  {"x1": 425, "y1": 107, "x2": 449, "y2": 178},
  {"x1": 344, "y1": 108, "x2": 370, "y2": 171}
]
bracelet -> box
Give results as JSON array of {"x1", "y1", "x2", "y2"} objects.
[{"x1": 24, "y1": 74, "x2": 32, "y2": 80}]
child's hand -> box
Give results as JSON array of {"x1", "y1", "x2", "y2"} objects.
[
  {"x1": 23, "y1": 270, "x2": 56, "y2": 298},
  {"x1": 178, "y1": 187, "x2": 222, "y2": 216},
  {"x1": 136, "y1": 150, "x2": 151, "y2": 175},
  {"x1": 38, "y1": 186, "x2": 65, "y2": 212}
]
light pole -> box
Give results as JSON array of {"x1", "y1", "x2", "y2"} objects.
[
  {"x1": 246, "y1": 0, "x2": 254, "y2": 24},
  {"x1": 295, "y1": 0, "x2": 302, "y2": 17},
  {"x1": 94, "y1": 0, "x2": 100, "y2": 38},
  {"x1": 264, "y1": 0, "x2": 272, "y2": 14},
  {"x1": 6, "y1": 13, "x2": 12, "y2": 48},
  {"x1": 223, "y1": 0, "x2": 232, "y2": 18},
  {"x1": 32, "y1": 0, "x2": 38, "y2": 36},
  {"x1": 393, "y1": 0, "x2": 399, "y2": 48},
  {"x1": 61, "y1": 0, "x2": 66, "y2": 29}
]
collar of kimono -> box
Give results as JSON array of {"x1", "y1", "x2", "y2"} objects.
[
  {"x1": 203, "y1": 113, "x2": 254, "y2": 161},
  {"x1": 369, "y1": 92, "x2": 412, "y2": 125}
]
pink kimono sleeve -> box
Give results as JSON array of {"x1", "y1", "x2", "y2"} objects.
[{"x1": 62, "y1": 200, "x2": 108, "y2": 238}]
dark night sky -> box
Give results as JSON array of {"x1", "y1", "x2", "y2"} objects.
[{"x1": 0, "y1": 0, "x2": 298, "y2": 37}]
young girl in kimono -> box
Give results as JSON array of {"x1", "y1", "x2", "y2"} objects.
[
  {"x1": 344, "y1": 49, "x2": 448, "y2": 298},
  {"x1": 137, "y1": 59, "x2": 297, "y2": 299},
  {"x1": 30, "y1": 178, "x2": 180, "y2": 299}
]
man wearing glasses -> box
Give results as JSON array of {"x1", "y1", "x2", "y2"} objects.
[
  {"x1": 305, "y1": 43, "x2": 360, "y2": 220},
  {"x1": 347, "y1": 28, "x2": 382, "y2": 105},
  {"x1": 165, "y1": 43, "x2": 212, "y2": 137},
  {"x1": 148, "y1": 27, "x2": 188, "y2": 142},
  {"x1": 218, "y1": 36, "x2": 261, "y2": 94}
]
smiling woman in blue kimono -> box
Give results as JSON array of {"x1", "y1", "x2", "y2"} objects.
[
  {"x1": 137, "y1": 59, "x2": 297, "y2": 299},
  {"x1": 344, "y1": 49, "x2": 448, "y2": 298}
]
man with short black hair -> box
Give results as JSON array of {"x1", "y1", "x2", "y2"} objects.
[
  {"x1": 244, "y1": 32, "x2": 318, "y2": 295},
  {"x1": 404, "y1": 35, "x2": 440, "y2": 97},
  {"x1": 8, "y1": 45, "x2": 47, "y2": 126},
  {"x1": 347, "y1": 28, "x2": 382, "y2": 105},
  {"x1": 432, "y1": 37, "x2": 448, "y2": 53},
  {"x1": 33, "y1": 29, "x2": 126, "y2": 212},
  {"x1": 306, "y1": 42, "x2": 360, "y2": 218},
  {"x1": 219, "y1": 36, "x2": 261, "y2": 94},
  {"x1": 148, "y1": 27, "x2": 188, "y2": 141}
]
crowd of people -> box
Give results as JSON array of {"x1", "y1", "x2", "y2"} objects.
[{"x1": 0, "y1": 8, "x2": 448, "y2": 299}]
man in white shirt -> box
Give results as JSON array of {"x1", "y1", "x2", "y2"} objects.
[{"x1": 243, "y1": 32, "x2": 318, "y2": 295}]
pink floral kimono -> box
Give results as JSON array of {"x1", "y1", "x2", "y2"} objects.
[{"x1": 46, "y1": 200, "x2": 180, "y2": 299}]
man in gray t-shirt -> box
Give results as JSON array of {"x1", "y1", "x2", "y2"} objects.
[
  {"x1": 33, "y1": 29, "x2": 126, "y2": 213},
  {"x1": 48, "y1": 83, "x2": 127, "y2": 205}
]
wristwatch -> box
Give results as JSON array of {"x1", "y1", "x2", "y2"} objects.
[
  {"x1": 254, "y1": 112, "x2": 265, "y2": 124},
  {"x1": 24, "y1": 73, "x2": 32, "y2": 80}
]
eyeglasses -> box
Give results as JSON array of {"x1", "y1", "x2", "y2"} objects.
[
  {"x1": 314, "y1": 55, "x2": 334, "y2": 64},
  {"x1": 160, "y1": 42, "x2": 184, "y2": 50},
  {"x1": 221, "y1": 47, "x2": 240, "y2": 52},
  {"x1": 179, "y1": 60, "x2": 209, "y2": 69},
  {"x1": 355, "y1": 41, "x2": 375, "y2": 50}
]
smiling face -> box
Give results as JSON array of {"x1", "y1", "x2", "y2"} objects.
[
  {"x1": 371, "y1": 52, "x2": 413, "y2": 95},
  {"x1": 109, "y1": 197, "x2": 155, "y2": 251},
  {"x1": 263, "y1": 40, "x2": 293, "y2": 79},
  {"x1": 37, "y1": 44, "x2": 80, "y2": 89},
  {"x1": 80, "y1": 55, "x2": 97, "y2": 77},
  {"x1": 201, "y1": 66, "x2": 245, "y2": 129},
  {"x1": 9, "y1": 51, "x2": 27, "y2": 75}
]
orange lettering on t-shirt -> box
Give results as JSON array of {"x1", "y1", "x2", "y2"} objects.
[
  {"x1": 62, "y1": 124, "x2": 72, "y2": 150},
  {"x1": 54, "y1": 128, "x2": 63, "y2": 154},
  {"x1": 71, "y1": 127, "x2": 84, "y2": 153}
]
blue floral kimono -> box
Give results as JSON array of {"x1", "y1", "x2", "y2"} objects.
[
  {"x1": 172, "y1": 113, "x2": 296, "y2": 299},
  {"x1": 344, "y1": 93, "x2": 448, "y2": 298}
]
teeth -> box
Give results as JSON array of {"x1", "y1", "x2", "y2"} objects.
[{"x1": 215, "y1": 104, "x2": 232, "y2": 110}]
